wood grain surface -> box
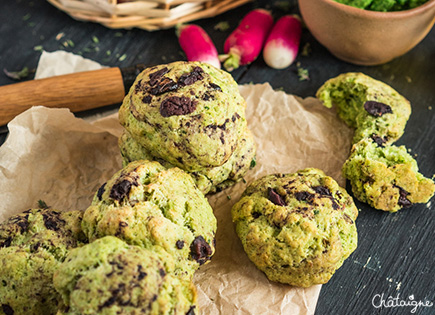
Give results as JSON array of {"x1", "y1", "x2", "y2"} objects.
[
  {"x1": 0, "y1": 67, "x2": 124, "y2": 125},
  {"x1": 1, "y1": 0, "x2": 434, "y2": 314}
]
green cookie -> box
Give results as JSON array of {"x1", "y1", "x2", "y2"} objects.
[
  {"x1": 232, "y1": 168, "x2": 358, "y2": 287},
  {"x1": 82, "y1": 160, "x2": 217, "y2": 278},
  {"x1": 343, "y1": 138, "x2": 435, "y2": 212},
  {"x1": 0, "y1": 208, "x2": 86, "y2": 315},
  {"x1": 54, "y1": 236, "x2": 198, "y2": 315},
  {"x1": 316, "y1": 72, "x2": 411, "y2": 145},
  {"x1": 119, "y1": 126, "x2": 256, "y2": 195},
  {"x1": 119, "y1": 61, "x2": 249, "y2": 172}
]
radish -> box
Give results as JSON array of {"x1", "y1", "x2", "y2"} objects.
[
  {"x1": 263, "y1": 15, "x2": 302, "y2": 69},
  {"x1": 221, "y1": 9, "x2": 274, "y2": 71},
  {"x1": 177, "y1": 24, "x2": 221, "y2": 69}
]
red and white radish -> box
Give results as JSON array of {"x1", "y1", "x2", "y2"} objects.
[
  {"x1": 263, "y1": 15, "x2": 302, "y2": 69},
  {"x1": 221, "y1": 9, "x2": 274, "y2": 71},
  {"x1": 177, "y1": 24, "x2": 221, "y2": 69}
]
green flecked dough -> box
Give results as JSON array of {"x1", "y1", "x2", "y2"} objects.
[
  {"x1": 0, "y1": 208, "x2": 86, "y2": 315},
  {"x1": 231, "y1": 168, "x2": 358, "y2": 287},
  {"x1": 334, "y1": 0, "x2": 429, "y2": 11},
  {"x1": 119, "y1": 61, "x2": 249, "y2": 172},
  {"x1": 119, "y1": 126, "x2": 256, "y2": 195},
  {"x1": 54, "y1": 236, "x2": 198, "y2": 315},
  {"x1": 82, "y1": 160, "x2": 217, "y2": 278},
  {"x1": 342, "y1": 138, "x2": 435, "y2": 212},
  {"x1": 316, "y1": 72, "x2": 411, "y2": 145}
]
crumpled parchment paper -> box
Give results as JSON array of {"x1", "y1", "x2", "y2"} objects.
[{"x1": 0, "y1": 51, "x2": 353, "y2": 315}]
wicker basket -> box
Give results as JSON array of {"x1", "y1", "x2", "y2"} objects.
[{"x1": 47, "y1": 0, "x2": 251, "y2": 31}]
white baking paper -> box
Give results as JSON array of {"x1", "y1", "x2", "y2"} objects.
[{"x1": 0, "y1": 51, "x2": 354, "y2": 314}]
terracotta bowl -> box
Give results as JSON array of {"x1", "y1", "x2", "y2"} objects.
[{"x1": 298, "y1": 0, "x2": 435, "y2": 65}]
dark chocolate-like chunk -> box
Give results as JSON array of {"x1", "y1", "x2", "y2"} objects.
[
  {"x1": 312, "y1": 186, "x2": 340, "y2": 209},
  {"x1": 1, "y1": 304, "x2": 14, "y2": 315},
  {"x1": 134, "y1": 79, "x2": 143, "y2": 94},
  {"x1": 119, "y1": 222, "x2": 128, "y2": 228},
  {"x1": 186, "y1": 306, "x2": 196, "y2": 315},
  {"x1": 209, "y1": 83, "x2": 222, "y2": 92},
  {"x1": 97, "y1": 183, "x2": 106, "y2": 201},
  {"x1": 42, "y1": 211, "x2": 65, "y2": 231},
  {"x1": 110, "y1": 180, "x2": 133, "y2": 201},
  {"x1": 178, "y1": 67, "x2": 204, "y2": 86},
  {"x1": 364, "y1": 101, "x2": 393, "y2": 117},
  {"x1": 331, "y1": 200, "x2": 340, "y2": 210},
  {"x1": 202, "y1": 93, "x2": 211, "y2": 101},
  {"x1": 142, "y1": 95, "x2": 152, "y2": 104},
  {"x1": 268, "y1": 188, "x2": 286, "y2": 206},
  {"x1": 294, "y1": 191, "x2": 315, "y2": 203},
  {"x1": 30, "y1": 242, "x2": 41, "y2": 253},
  {"x1": 190, "y1": 236, "x2": 212, "y2": 265},
  {"x1": 160, "y1": 96, "x2": 197, "y2": 117},
  {"x1": 149, "y1": 67, "x2": 169, "y2": 86},
  {"x1": 371, "y1": 134, "x2": 388, "y2": 147},
  {"x1": 137, "y1": 265, "x2": 147, "y2": 280},
  {"x1": 176, "y1": 240, "x2": 185, "y2": 249},
  {"x1": 159, "y1": 268, "x2": 166, "y2": 277},
  {"x1": 10, "y1": 215, "x2": 29, "y2": 233},
  {"x1": 252, "y1": 211, "x2": 261, "y2": 219},
  {"x1": 343, "y1": 214, "x2": 354, "y2": 224},
  {"x1": 219, "y1": 133, "x2": 225, "y2": 144},
  {"x1": 312, "y1": 186, "x2": 332, "y2": 196},
  {"x1": 149, "y1": 78, "x2": 178, "y2": 95},
  {"x1": 100, "y1": 296, "x2": 116, "y2": 310},
  {"x1": 396, "y1": 185, "x2": 412, "y2": 208},
  {"x1": 0, "y1": 237, "x2": 12, "y2": 248}
]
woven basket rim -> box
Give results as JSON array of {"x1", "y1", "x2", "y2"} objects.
[{"x1": 47, "y1": 0, "x2": 251, "y2": 30}]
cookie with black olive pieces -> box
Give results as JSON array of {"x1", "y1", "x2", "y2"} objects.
[
  {"x1": 316, "y1": 72, "x2": 411, "y2": 145},
  {"x1": 119, "y1": 126, "x2": 256, "y2": 194},
  {"x1": 82, "y1": 160, "x2": 217, "y2": 278},
  {"x1": 0, "y1": 208, "x2": 86, "y2": 315},
  {"x1": 342, "y1": 138, "x2": 435, "y2": 212},
  {"x1": 231, "y1": 168, "x2": 358, "y2": 287},
  {"x1": 54, "y1": 236, "x2": 198, "y2": 315},
  {"x1": 118, "y1": 61, "x2": 249, "y2": 172}
]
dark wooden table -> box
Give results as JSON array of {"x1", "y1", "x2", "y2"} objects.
[{"x1": 1, "y1": 0, "x2": 434, "y2": 314}]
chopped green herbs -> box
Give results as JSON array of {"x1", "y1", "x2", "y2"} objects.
[
  {"x1": 37, "y1": 199, "x2": 49, "y2": 209},
  {"x1": 296, "y1": 62, "x2": 310, "y2": 81},
  {"x1": 3, "y1": 67, "x2": 32, "y2": 80},
  {"x1": 300, "y1": 42, "x2": 311, "y2": 57},
  {"x1": 214, "y1": 21, "x2": 230, "y2": 31},
  {"x1": 250, "y1": 157, "x2": 257, "y2": 168},
  {"x1": 273, "y1": 1, "x2": 292, "y2": 12}
]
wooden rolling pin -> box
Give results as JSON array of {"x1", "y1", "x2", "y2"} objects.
[{"x1": 0, "y1": 64, "x2": 146, "y2": 126}]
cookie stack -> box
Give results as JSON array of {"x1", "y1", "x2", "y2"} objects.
[
  {"x1": 317, "y1": 72, "x2": 435, "y2": 212},
  {"x1": 82, "y1": 160, "x2": 217, "y2": 279},
  {"x1": 0, "y1": 159, "x2": 215, "y2": 314},
  {"x1": 0, "y1": 61, "x2": 259, "y2": 314},
  {"x1": 118, "y1": 61, "x2": 256, "y2": 194}
]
